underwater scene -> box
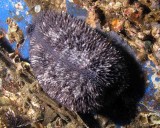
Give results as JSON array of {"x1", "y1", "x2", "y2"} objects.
[{"x1": 0, "y1": 0, "x2": 160, "y2": 127}]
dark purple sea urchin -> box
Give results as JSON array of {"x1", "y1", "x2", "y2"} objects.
[{"x1": 28, "y1": 11, "x2": 145, "y2": 114}]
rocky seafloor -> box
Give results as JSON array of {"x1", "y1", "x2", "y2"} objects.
[{"x1": 0, "y1": 0, "x2": 160, "y2": 127}]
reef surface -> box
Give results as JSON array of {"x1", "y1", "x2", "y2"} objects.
[{"x1": 0, "y1": 0, "x2": 160, "y2": 127}]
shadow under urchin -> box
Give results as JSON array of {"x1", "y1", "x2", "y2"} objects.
[{"x1": 28, "y1": 10, "x2": 146, "y2": 127}]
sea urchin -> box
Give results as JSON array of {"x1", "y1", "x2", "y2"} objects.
[{"x1": 28, "y1": 10, "x2": 145, "y2": 114}]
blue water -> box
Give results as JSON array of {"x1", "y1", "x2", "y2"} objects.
[
  {"x1": 0, "y1": 0, "x2": 32, "y2": 60},
  {"x1": 155, "y1": 77, "x2": 160, "y2": 82},
  {"x1": 0, "y1": 0, "x2": 87, "y2": 60},
  {"x1": 66, "y1": 0, "x2": 87, "y2": 19}
]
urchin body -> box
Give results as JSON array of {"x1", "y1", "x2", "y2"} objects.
[{"x1": 29, "y1": 11, "x2": 144, "y2": 113}]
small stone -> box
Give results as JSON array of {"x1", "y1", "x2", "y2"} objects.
[
  {"x1": 136, "y1": 49, "x2": 147, "y2": 61},
  {"x1": 27, "y1": 108, "x2": 36, "y2": 119},
  {"x1": 135, "y1": 38, "x2": 145, "y2": 48},
  {"x1": 122, "y1": 0, "x2": 129, "y2": 7},
  {"x1": 151, "y1": 73, "x2": 160, "y2": 88},
  {"x1": 26, "y1": 11, "x2": 29, "y2": 15},
  {"x1": 68, "y1": 0, "x2": 74, "y2": 3},
  {"x1": 30, "y1": 96, "x2": 40, "y2": 108},
  {"x1": 151, "y1": 23, "x2": 160, "y2": 39},
  {"x1": 143, "y1": 30, "x2": 151, "y2": 35},
  {"x1": 16, "y1": 11, "x2": 20, "y2": 15},
  {"x1": 111, "y1": 18, "x2": 124, "y2": 32},
  {"x1": 0, "y1": 96, "x2": 11, "y2": 105},
  {"x1": 148, "y1": 54, "x2": 159, "y2": 66},
  {"x1": 109, "y1": 2, "x2": 115, "y2": 7},
  {"x1": 46, "y1": 123, "x2": 52, "y2": 128},
  {"x1": 15, "y1": 2, "x2": 24, "y2": 10},
  {"x1": 153, "y1": 43, "x2": 160, "y2": 52},
  {"x1": 148, "y1": 114, "x2": 160, "y2": 124},
  {"x1": 137, "y1": 32, "x2": 145, "y2": 39},
  {"x1": 34, "y1": 5, "x2": 41, "y2": 13},
  {"x1": 113, "y1": 2, "x2": 122, "y2": 10},
  {"x1": 155, "y1": 48, "x2": 160, "y2": 61},
  {"x1": 139, "y1": 113, "x2": 148, "y2": 124}
]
